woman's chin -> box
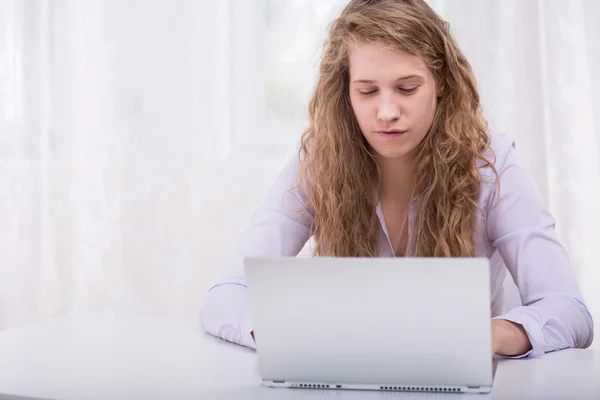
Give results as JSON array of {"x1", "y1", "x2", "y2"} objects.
[{"x1": 374, "y1": 146, "x2": 415, "y2": 162}]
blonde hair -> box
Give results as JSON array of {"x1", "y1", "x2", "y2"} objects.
[{"x1": 299, "y1": 0, "x2": 497, "y2": 257}]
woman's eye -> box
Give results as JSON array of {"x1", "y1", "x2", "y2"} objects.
[
  {"x1": 399, "y1": 87, "x2": 418, "y2": 94},
  {"x1": 357, "y1": 87, "x2": 418, "y2": 96},
  {"x1": 358, "y1": 89, "x2": 377, "y2": 96}
]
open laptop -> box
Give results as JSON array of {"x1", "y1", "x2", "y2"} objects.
[{"x1": 244, "y1": 257, "x2": 493, "y2": 394}]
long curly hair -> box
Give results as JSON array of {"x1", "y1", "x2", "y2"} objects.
[{"x1": 298, "y1": 0, "x2": 498, "y2": 258}]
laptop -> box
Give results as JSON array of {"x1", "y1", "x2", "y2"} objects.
[{"x1": 244, "y1": 256, "x2": 493, "y2": 394}]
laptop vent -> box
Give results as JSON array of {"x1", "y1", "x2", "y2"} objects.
[
  {"x1": 292, "y1": 384, "x2": 331, "y2": 389},
  {"x1": 290, "y1": 384, "x2": 462, "y2": 392},
  {"x1": 379, "y1": 386, "x2": 462, "y2": 393}
]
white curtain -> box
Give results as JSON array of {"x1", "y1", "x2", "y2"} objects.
[
  {"x1": 1, "y1": 0, "x2": 599, "y2": 349},
  {"x1": 0, "y1": 0, "x2": 293, "y2": 327}
]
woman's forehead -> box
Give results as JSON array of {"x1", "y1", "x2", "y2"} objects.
[{"x1": 348, "y1": 42, "x2": 431, "y2": 81}]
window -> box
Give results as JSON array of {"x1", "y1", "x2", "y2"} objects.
[{"x1": 264, "y1": 0, "x2": 349, "y2": 122}]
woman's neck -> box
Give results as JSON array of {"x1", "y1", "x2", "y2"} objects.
[{"x1": 377, "y1": 156, "x2": 415, "y2": 203}]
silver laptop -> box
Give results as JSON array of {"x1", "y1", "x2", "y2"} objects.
[{"x1": 244, "y1": 257, "x2": 493, "y2": 394}]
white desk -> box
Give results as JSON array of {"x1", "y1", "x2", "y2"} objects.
[{"x1": 0, "y1": 312, "x2": 598, "y2": 400}]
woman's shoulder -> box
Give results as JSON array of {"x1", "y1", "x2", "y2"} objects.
[{"x1": 477, "y1": 132, "x2": 517, "y2": 180}]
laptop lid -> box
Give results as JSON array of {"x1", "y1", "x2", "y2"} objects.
[{"x1": 244, "y1": 257, "x2": 493, "y2": 393}]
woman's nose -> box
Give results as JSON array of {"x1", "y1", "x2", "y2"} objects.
[{"x1": 377, "y1": 97, "x2": 401, "y2": 122}]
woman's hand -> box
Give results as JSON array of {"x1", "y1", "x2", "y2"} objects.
[{"x1": 492, "y1": 319, "x2": 532, "y2": 356}]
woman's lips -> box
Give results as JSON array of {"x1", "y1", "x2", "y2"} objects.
[{"x1": 376, "y1": 130, "x2": 408, "y2": 138}]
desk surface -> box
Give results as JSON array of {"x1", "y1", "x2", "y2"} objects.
[{"x1": 0, "y1": 312, "x2": 598, "y2": 400}]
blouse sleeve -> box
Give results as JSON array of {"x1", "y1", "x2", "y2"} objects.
[
  {"x1": 199, "y1": 154, "x2": 313, "y2": 348},
  {"x1": 486, "y1": 140, "x2": 594, "y2": 357}
]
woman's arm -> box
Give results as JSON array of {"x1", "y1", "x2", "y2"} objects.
[
  {"x1": 485, "y1": 138, "x2": 594, "y2": 358},
  {"x1": 199, "y1": 155, "x2": 313, "y2": 348}
]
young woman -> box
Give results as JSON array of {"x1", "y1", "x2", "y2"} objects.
[{"x1": 200, "y1": 0, "x2": 594, "y2": 358}]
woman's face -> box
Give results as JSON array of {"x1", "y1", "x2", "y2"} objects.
[{"x1": 349, "y1": 42, "x2": 439, "y2": 162}]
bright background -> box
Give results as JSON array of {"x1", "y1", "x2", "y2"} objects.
[{"x1": 1, "y1": 0, "x2": 599, "y2": 348}]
